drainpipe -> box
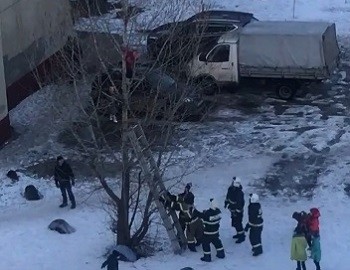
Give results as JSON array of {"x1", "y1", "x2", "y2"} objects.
[{"x1": 0, "y1": 27, "x2": 11, "y2": 146}]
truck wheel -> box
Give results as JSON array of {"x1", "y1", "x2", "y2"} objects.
[
  {"x1": 276, "y1": 84, "x2": 296, "y2": 100},
  {"x1": 197, "y1": 77, "x2": 218, "y2": 96}
]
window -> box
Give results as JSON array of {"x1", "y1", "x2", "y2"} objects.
[
  {"x1": 205, "y1": 24, "x2": 237, "y2": 33},
  {"x1": 207, "y1": 45, "x2": 230, "y2": 62}
]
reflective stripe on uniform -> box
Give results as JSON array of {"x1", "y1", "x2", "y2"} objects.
[
  {"x1": 190, "y1": 217, "x2": 198, "y2": 224},
  {"x1": 203, "y1": 220, "x2": 220, "y2": 226},
  {"x1": 249, "y1": 222, "x2": 263, "y2": 227},
  {"x1": 237, "y1": 230, "x2": 244, "y2": 235},
  {"x1": 235, "y1": 209, "x2": 242, "y2": 213},
  {"x1": 204, "y1": 251, "x2": 211, "y2": 255},
  {"x1": 217, "y1": 247, "x2": 224, "y2": 251},
  {"x1": 227, "y1": 199, "x2": 236, "y2": 205},
  {"x1": 187, "y1": 240, "x2": 196, "y2": 244},
  {"x1": 252, "y1": 243, "x2": 262, "y2": 248},
  {"x1": 204, "y1": 230, "x2": 219, "y2": 235}
]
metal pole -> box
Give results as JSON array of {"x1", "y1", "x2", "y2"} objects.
[{"x1": 293, "y1": 0, "x2": 296, "y2": 19}]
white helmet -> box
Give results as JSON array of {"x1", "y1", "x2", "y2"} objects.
[
  {"x1": 250, "y1": 193, "x2": 259, "y2": 203},
  {"x1": 233, "y1": 177, "x2": 242, "y2": 187}
]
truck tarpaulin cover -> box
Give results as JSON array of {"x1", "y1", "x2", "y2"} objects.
[{"x1": 238, "y1": 21, "x2": 339, "y2": 70}]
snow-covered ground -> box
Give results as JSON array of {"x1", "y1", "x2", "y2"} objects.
[
  {"x1": 214, "y1": 0, "x2": 350, "y2": 36},
  {"x1": 75, "y1": 0, "x2": 350, "y2": 36},
  {"x1": 2, "y1": 1, "x2": 350, "y2": 270}
]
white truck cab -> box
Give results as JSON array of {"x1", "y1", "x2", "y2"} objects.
[{"x1": 189, "y1": 39, "x2": 239, "y2": 85}]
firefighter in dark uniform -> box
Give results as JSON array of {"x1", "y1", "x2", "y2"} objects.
[
  {"x1": 193, "y1": 198, "x2": 225, "y2": 262},
  {"x1": 166, "y1": 186, "x2": 203, "y2": 252},
  {"x1": 175, "y1": 183, "x2": 195, "y2": 232},
  {"x1": 225, "y1": 177, "x2": 245, "y2": 243},
  {"x1": 245, "y1": 193, "x2": 263, "y2": 256}
]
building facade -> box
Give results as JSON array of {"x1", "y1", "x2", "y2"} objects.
[{"x1": 0, "y1": 0, "x2": 73, "y2": 145}]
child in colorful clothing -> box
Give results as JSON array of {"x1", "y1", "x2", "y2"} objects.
[
  {"x1": 291, "y1": 227, "x2": 308, "y2": 270},
  {"x1": 307, "y1": 208, "x2": 320, "y2": 236},
  {"x1": 311, "y1": 233, "x2": 321, "y2": 270}
]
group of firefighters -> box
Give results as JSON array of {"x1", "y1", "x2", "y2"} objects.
[{"x1": 159, "y1": 177, "x2": 263, "y2": 262}]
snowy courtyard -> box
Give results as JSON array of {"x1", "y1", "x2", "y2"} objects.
[{"x1": 1, "y1": 0, "x2": 350, "y2": 270}]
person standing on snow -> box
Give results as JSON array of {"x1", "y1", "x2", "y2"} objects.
[
  {"x1": 193, "y1": 198, "x2": 225, "y2": 262},
  {"x1": 175, "y1": 183, "x2": 195, "y2": 232},
  {"x1": 291, "y1": 226, "x2": 308, "y2": 270},
  {"x1": 244, "y1": 193, "x2": 263, "y2": 256},
  {"x1": 307, "y1": 208, "x2": 320, "y2": 237},
  {"x1": 165, "y1": 187, "x2": 203, "y2": 252},
  {"x1": 101, "y1": 250, "x2": 120, "y2": 270},
  {"x1": 292, "y1": 210, "x2": 312, "y2": 247},
  {"x1": 310, "y1": 233, "x2": 321, "y2": 270},
  {"x1": 225, "y1": 176, "x2": 245, "y2": 243},
  {"x1": 54, "y1": 156, "x2": 76, "y2": 209}
]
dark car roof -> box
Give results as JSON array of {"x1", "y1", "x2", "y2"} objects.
[
  {"x1": 151, "y1": 10, "x2": 257, "y2": 32},
  {"x1": 186, "y1": 10, "x2": 256, "y2": 24}
]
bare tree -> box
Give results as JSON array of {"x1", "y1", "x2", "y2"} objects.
[{"x1": 32, "y1": 0, "x2": 213, "y2": 252}]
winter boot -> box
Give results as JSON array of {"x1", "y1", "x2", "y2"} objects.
[
  {"x1": 200, "y1": 255, "x2": 211, "y2": 262},
  {"x1": 59, "y1": 203, "x2": 68, "y2": 208},
  {"x1": 235, "y1": 234, "x2": 245, "y2": 244},
  {"x1": 232, "y1": 234, "x2": 239, "y2": 239},
  {"x1": 216, "y1": 250, "x2": 225, "y2": 259},
  {"x1": 252, "y1": 246, "x2": 263, "y2": 256},
  {"x1": 314, "y1": 261, "x2": 321, "y2": 270},
  {"x1": 195, "y1": 240, "x2": 202, "y2": 247},
  {"x1": 188, "y1": 243, "x2": 197, "y2": 252},
  {"x1": 71, "y1": 204, "x2": 76, "y2": 209},
  {"x1": 301, "y1": 262, "x2": 306, "y2": 270}
]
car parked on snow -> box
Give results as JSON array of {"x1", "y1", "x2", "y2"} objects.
[
  {"x1": 91, "y1": 63, "x2": 208, "y2": 121},
  {"x1": 147, "y1": 10, "x2": 257, "y2": 62}
]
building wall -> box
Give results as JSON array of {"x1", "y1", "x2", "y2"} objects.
[
  {"x1": 0, "y1": 0, "x2": 73, "y2": 145},
  {"x1": 1, "y1": 0, "x2": 73, "y2": 87}
]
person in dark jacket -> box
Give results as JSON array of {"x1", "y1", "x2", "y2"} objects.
[
  {"x1": 292, "y1": 211, "x2": 311, "y2": 247},
  {"x1": 225, "y1": 177, "x2": 245, "y2": 243},
  {"x1": 175, "y1": 183, "x2": 195, "y2": 232},
  {"x1": 245, "y1": 193, "x2": 263, "y2": 256},
  {"x1": 54, "y1": 156, "x2": 76, "y2": 209},
  {"x1": 193, "y1": 198, "x2": 225, "y2": 262},
  {"x1": 101, "y1": 250, "x2": 120, "y2": 270}
]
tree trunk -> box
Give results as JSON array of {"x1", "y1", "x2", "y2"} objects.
[
  {"x1": 117, "y1": 194, "x2": 131, "y2": 245},
  {"x1": 117, "y1": 4, "x2": 131, "y2": 246}
]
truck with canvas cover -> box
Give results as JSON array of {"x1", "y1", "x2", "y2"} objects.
[{"x1": 188, "y1": 21, "x2": 340, "y2": 99}]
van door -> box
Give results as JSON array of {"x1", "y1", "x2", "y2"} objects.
[
  {"x1": 231, "y1": 42, "x2": 239, "y2": 83},
  {"x1": 205, "y1": 44, "x2": 233, "y2": 82}
]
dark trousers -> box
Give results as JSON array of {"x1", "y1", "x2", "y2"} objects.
[
  {"x1": 60, "y1": 181, "x2": 76, "y2": 206},
  {"x1": 202, "y1": 234, "x2": 225, "y2": 259},
  {"x1": 314, "y1": 260, "x2": 320, "y2": 270},
  {"x1": 297, "y1": 261, "x2": 306, "y2": 270},
  {"x1": 249, "y1": 226, "x2": 263, "y2": 250},
  {"x1": 179, "y1": 215, "x2": 186, "y2": 232},
  {"x1": 231, "y1": 212, "x2": 244, "y2": 235}
]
